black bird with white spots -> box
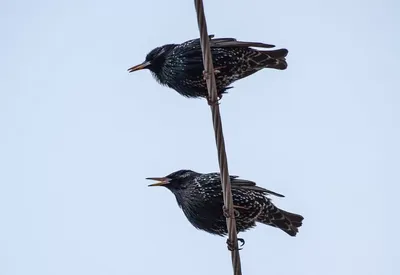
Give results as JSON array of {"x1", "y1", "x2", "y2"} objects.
[
  {"x1": 128, "y1": 35, "x2": 288, "y2": 99},
  {"x1": 147, "y1": 169, "x2": 303, "y2": 237}
]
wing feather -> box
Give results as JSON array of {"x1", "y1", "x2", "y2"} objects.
[
  {"x1": 210, "y1": 36, "x2": 275, "y2": 49},
  {"x1": 230, "y1": 176, "x2": 285, "y2": 197}
]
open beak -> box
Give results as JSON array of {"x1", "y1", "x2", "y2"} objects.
[
  {"x1": 146, "y1": 177, "x2": 170, "y2": 187},
  {"x1": 127, "y1": 61, "x2": 151, "y2": 73}
]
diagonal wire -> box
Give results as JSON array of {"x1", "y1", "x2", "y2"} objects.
[{"x1": 193, "y1": 1, "x2": 243, "y2": 275}]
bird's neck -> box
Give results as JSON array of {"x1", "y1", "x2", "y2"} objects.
[
  {"x1": 150, "y1": 70, "x2": 168, "y2": 85},
  {"x1": 172, "y1": 190, "x2": 186, "y2": 208},
  {"x1": 172, "y1": 189, "x2": 201, "y2": 224}
]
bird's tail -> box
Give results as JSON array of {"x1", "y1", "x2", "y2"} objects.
[
  {"x1": 256, "y1": 48, "x2": 288, "y2": 70},
  {"x1": 257, "y1": 203, "x2": 303, "y2": 236}
]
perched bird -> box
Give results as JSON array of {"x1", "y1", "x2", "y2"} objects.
[
  {"x1": 128, "y1": 35, "x2": 288, "y2": 100},
  {"x1": 147, "y1": 169, "x2": 303, "y2": 239}
]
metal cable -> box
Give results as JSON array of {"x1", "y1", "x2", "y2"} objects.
[{"x1": 193, "y1": 1, "x2": 243, "y2": 275}]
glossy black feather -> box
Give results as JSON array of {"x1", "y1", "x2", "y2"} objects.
[
  {"x1": 148, "y1": 169, "x2": 303, "y2": 237},
  {"x1": 129, "y1": 35, "x2": 288, "y2": 98}
]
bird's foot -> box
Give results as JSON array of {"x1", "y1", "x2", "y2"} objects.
[
  {"x1": 207, "y1": 96, "x2": 220, "y2": 106},
  {"x1": 238, "y1": 238, "x2": 245, "y2": 247},
  {"x1": 226, "y1": 238, "x2": 245, "y2": 251},
  {"x1": 223, "y1": 205, "x2": 231, "y2": 218},
  {"x1": 223, "y1": 205, "x2": 240, "y2": 218},
  {"x1": 202, "y1": 68, "x2": 222, "y2": 81},
  {"x1": 206, "y1": 93, "x2": 223, "y2": 106},
  {"x1": 202, "y1": 68, "x2": 224, "y2": 106}
]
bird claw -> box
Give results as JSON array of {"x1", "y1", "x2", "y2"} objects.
[
  {"x1": 234, "y1": 209, "x2": 240, "y2": 217},
  {"x1": 222, "y1": 205, "x2": 240, "y2": 218},
  {"x1": 202, "y1": 68, "x2": 222, "y2": 81},
  {"x1": 238, "y1": 238, "x2": 245, "y2": 247},
  {"x1": 223, "y1": 205, "x2": 230, "y2": 218},
  {"x1": 207, "y1": 96, "x2": 220, "y2": 106},
  {"x1": 206, "y1": 93, "x2": 223, "y2": 106},
  {"x1": 203, "y1": 68, "x2": 224, "y2": 106},
  {"x1": 226, "y1": 238, "x2": 245, "y2": 251}
]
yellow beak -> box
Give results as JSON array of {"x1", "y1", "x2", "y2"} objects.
[
  {"x1": 127, "y1": 61, "x2": 151, "y2": 73},
  {"x1": 146, "y1": 177, "x2": 170, "y2": 187}
]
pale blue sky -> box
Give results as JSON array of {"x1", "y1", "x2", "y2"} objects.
[{"x1": 1, "y1": 0, "x2": 399, "y2": 274}]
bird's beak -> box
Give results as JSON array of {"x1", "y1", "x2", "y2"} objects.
[
  {"x1": 146, "y1": 177, "x2": 170, "y2": 187},
  {"x1": 127, "y1": 61, "x2": 151, "y2": 73}
]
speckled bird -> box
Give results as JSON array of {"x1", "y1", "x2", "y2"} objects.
[
  {"x1": 128, "y1": 35, "x2": 288, "y2": 99},
  {"x1": 146, "y1": 169, "x2": 303, "y2": 238}
]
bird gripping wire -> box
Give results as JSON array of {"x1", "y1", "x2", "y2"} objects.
[{"x1": 193, "y1": 1, "x2": 243, "y2": 275}]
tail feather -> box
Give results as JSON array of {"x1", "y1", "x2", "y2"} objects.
[
  {"x1": 257, "y1": 204, "x2": 303, "y2": 237},
  {"x1": 279, "y1": 209, "x2": 304, "y2": 228},
  {"x1": 257, "y1": 49, "x2": 288, "y2": 70},
  {"x1": 262, "y1": 49, "x2": 289, "y2": 59}
]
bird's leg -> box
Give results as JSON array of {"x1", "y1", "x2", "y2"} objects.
[
  {"x1": 223, "y1": 206, "x2": 246, "y2": 251},
  {"x1": 207, "y1": 96, "x2": 220, "y2": 106},
  {"x1": 233, "y1": 205, "x2": 250, "y2": 210},
  {"x1": 223, "y1": 205, "x2": 241, "y2": 218},
  {"x1": 223, "y1": 205, "x2": 232, "y2": 218},
  {"x1": 203, "y1": 68, "x2": 223, "y2": 106},
  {"x1": 206, "y1": 93, "x2": 224, "y2": 106},
  {"x1": 202, "y1": 67, "x2": 223, "y2": 81},
  {"x1": 226, "y1": 239, "x2": 239, "y2": 251},
  {"x1": 203, "y1": 66, "x2": 226, "y2": 106}
]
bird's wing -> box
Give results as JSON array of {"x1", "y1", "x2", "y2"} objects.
[
  {"x1": 210, "y1": 36, "x2": 275, "y2": 49},
  {"x1": 181, "y1": 35, "x2": 274, "y2": 49},
  {"x1": 180, "y1": 35, "x2": 214, "y2": 48},
  {"x1": 230, "y1": 176, "x2": 285, "y2": 197}
]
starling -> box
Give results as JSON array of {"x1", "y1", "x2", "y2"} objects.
[
  {"x1": 128, "y1": 35, "x2": 288, "y2": 100},
  {"x1": 146, "y1": 169, "x2": 303, "y2": 239}
]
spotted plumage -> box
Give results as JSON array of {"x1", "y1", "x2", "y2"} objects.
[
  {"x1": 128, "y1": 35, "x2": 288, "y2": 99},
  {"x1": 147, "y1": 169, "x2": 303, "y2": 237}
]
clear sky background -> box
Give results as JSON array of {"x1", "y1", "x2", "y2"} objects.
[{"x1": 1, "y1": 0, "x2": 399, "y2": 274}]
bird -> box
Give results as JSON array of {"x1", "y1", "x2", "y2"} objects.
[
  {"x1": 128, "y1": 35, "x2": 288, "y2": 100},
  {"x1": 146, "y1": 169, "x2": 303, "y2": 243}
]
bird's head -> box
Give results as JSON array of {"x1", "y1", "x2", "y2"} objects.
[
  {"x1": 127, "y1": 44, "x2": 175, "y2": 75},
  {"x1": 146, "y1": 169, "x2": 197, "y2": 191}
]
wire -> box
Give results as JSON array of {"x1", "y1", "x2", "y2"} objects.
[{"x1": 193, "y1": 1, "x2": 243, "y2": 275}]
